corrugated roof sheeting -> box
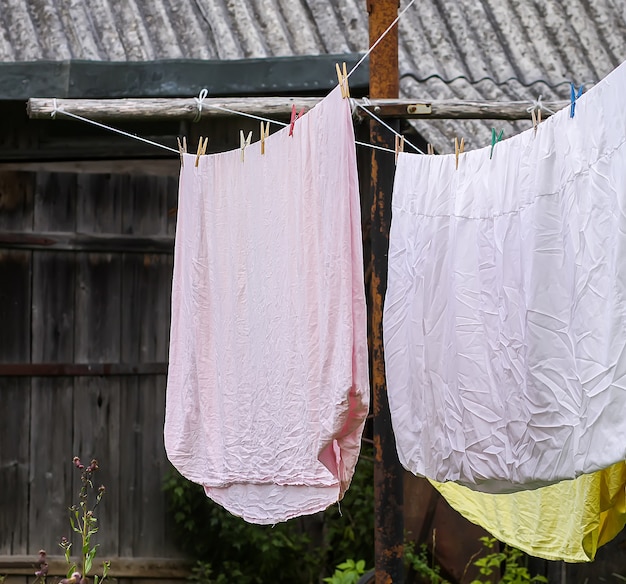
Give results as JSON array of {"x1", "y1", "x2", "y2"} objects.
[{"x1": 1, "y1": 0, "x2": 625, "y2": 151}]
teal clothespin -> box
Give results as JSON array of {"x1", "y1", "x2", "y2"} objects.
[
  {"x1": 490, "y1": 128, "x2": 504, "y2": 160},
  {"x1": 570, "y1": 82, "x2": 584, "y2": 118}
]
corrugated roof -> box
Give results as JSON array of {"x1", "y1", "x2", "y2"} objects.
[{"x1": 1, "y1": 0, "x2": 625, "y2": 151}]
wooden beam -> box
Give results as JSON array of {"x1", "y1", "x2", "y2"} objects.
[
  {"x1": 0, "y1": 230, "x2": 174, "y2": 253},
  {"x1": 368, "y1": 1, "x2": 405, "y2": 583},
  {"x1": 27, "y1": 97, "x2": 569, "y2": 122},
  {"x1": 28, "y1": 97, "x2": 322, "y2": 122},
  {"x1": 0, "y1": 556, "x2": 192, "y2": 579},
  {"x1": 0, "y1": 363, "x2": 168, "y2": 377},
  {"x1": 358, "y1": 99, "x2": 568, "y2": 120}
]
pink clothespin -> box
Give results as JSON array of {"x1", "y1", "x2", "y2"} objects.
[{"x1": 289, "y1": 104, "x2": 305, "y2": 137}]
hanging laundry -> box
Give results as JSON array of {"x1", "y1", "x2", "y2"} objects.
[
  {"x1": 165, "y1": 86, "x2": 369, "y2": 524},
  {"x1": 383, "y1": 60, "x2": 626, "y2": 493},
  {"x1": 430, "y1": 461, "x2": 626, "y2": 562}
]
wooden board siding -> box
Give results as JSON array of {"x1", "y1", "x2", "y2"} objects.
[
  {"x1": 0, "y1": 163, "x2": 183, "y2": 571},
  {"x1": 0, "y1": 171, "x2": 33, "y2": 556},
  {"x1": 29, "y1": 172, "x2": 76, "y2": 555}
]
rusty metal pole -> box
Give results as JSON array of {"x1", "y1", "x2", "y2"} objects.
[{"x1": 367, "y1": 1, "x2": 404, "y2": 583}]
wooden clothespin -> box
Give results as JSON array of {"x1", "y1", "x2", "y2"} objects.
[
  {"x1": 489, "y1": 128, "x2": 504, "y2": 160},
  {"x1": 240, "y1": 130, "x2": 252, "y2": 162},
  {"x1": 394, "y1": 135, "x2": 405, "y2": 163},
  {"x1": 195, "y1": 136, "x2": 208, "y2": 167},
  {"x1": 531, "y1": 107, "x2": 542, "y2": 135},
  {"x1": 454, "y1": 137, "x2": 464, "y2": 170},
  {"x1": 289, "y1": 104, "x2": 306, "y2": 137},
  {"x1": 335, "y1": 62, "x2": 350, "y2": 99},
  {"x1": 427, "y1": 143, "x2": 434, "y2": 155},
  {"x1": 570, "y1": 83, "x2": 584, "y2": 118},
  {"x1": 260, "y1": 121, "x2": 270, "y2": 155},
  {"x1": 177, "y1": 136, "x2": 187, "y2": 167}
]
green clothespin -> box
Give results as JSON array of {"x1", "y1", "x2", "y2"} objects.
[{"x1": 490, "y1": 128, "x2": 504, "y2": 160}]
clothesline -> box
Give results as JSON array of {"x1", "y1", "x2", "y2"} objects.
[
  {"x1": 48, "y1": 96, "x2": 419, "y2": 157},
  {"x1": 39, "y1": 92, "x2": 569, "y2": 159}
]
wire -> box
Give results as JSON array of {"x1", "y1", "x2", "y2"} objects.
[
  {"x1": 51, "y1": 107, "x2": 180, "y2": 154},
  {"x1": 356, "y1": 140, "x2": 395, "y2": 154},
  {"x1": 347, "y1": 0, "x2": 417, "y2": 79},
  {"x1": 355, "y1": 100, "x2": 424, "y2": 154}
]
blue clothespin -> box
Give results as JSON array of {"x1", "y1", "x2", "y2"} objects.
[
  {"x1": 570, "y1": 83, "x2": 584, "y2": 118},
  {"x1": 490, "y1": 128, "x2": 504, "y2": 160}
]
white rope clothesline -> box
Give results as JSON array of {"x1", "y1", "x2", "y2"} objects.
[{"x1": 51, "y1": 98, "x2": 180, "y2": 154}]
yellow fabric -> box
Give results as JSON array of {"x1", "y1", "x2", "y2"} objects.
[{"x1": 430, "y1": 461, "x2": 626, "y2": 562}]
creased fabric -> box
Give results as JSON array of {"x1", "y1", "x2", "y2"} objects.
[
  {"x1": 384, "y1": 60, "x2": 626, "y2": 493},
  {"x1": 430, "y1": 461, "x2": 626, "y2": 562},
  {"x1": 165, "y1": 86, "x2": 369, "y2": 524}
]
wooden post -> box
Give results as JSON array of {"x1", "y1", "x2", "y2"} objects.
[{"x1": 368, "y1": 1, "x2": 404, "y2": 583}]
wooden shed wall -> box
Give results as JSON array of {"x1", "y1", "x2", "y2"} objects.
[{"x1": 0, "y1": 161, "x2": 188, "y2": 583}]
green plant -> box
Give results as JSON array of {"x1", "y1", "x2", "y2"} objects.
[
  {"x1": 470, "y1": 537, "x2": 548, "y2": 584},
  {"x1": 58, "y1": 457, "x2": 110, "y2": 584},
  {"x1": 404, "y1": 540, "x2": 451, "y2": 584},
  {"x1": 323, "y1": 559, "x2": 367, "y2": 584}
]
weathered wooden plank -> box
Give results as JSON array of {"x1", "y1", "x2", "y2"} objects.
[
  {"x1": 31, "y1": 173, "x2": 76, "y2": 359},
  {"x1": 72, "y1": 378, "x2": 121, "y2": 558},
  {"x1": 0, "y1": 171, "x2": 33, "y2": 555},
  {"x1": 0, "y1": 230, "x2": 174, "y2": 253},
  {"x1": 119, "y1": 173, "x2": 173, "y2": 556},
  {"x1": 27, "y1": 377, "x2": 75, "y2": 554},
  {"x1": 73, "y1": 173, "x2": 123, "y2": 558},
  {"x1": 29, "y1": 96, "x2": 321, "y2": 121},
  {"x1": 0, "y1": 379, "x2": 31, "y2": 555},
  {"x1": 0, "y1": 171, "x2": 33, "y2": 361},
  {"x1": 75, "y1": 174, "x2": 123, "y2": 362},
  {"x1": 119, "y1": 257, "x2": 172, "y2": 362},
  {"x1": 0, "y1": 160, "x2": 179, "y2": 177},
  {"x1": 0, "y1": 555, "x2": 192, "y2": 578},
  {"x1": 29, "y1": 172, "x2": 76, "y2": 553},
  {"x1": 0, "y1": 363, "x2": 168, "y2": 376},
  {"x1": 0, "y1": 249, "x2": 32, "y2": 357},
  {"x1": 28, "y1": 96, "x2": 570, "y2": 121},
  {"x1": 3, "y1": 576, "x2": 29, "y2": 584},
  {"x1": 119, "y1": 377, "x2": 170, "y2": 557}
]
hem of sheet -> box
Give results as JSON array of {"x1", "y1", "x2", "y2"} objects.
[
  {"x1": 205, "y1": 483, "x2": 341, "y2": 524},
  {"x1": 384, "y1": 58, "x2": 626, "y2": 491}
]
